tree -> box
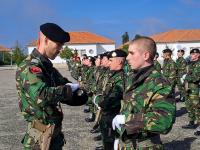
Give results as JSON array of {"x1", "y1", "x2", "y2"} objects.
[
  {"x1": 60, "y1": 46, "x2": 73, "y2": 59},
  {"x1": 122, "y1": 32, "x2": 129, "y2": 44},
  {"x1": 12, "y1": 41, "x2": 26, "y2": 66}
]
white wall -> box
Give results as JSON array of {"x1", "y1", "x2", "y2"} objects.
[
  {"x1": 27, "y1": 46, "x2": 66, "y2": 64},
  {"x1": 156, "y1": 42, "x2": 200, "y2": 62},
  {"x1": 67, "y1": 44, "x2": 97, "y2": 56},
  {"x1": 27, "y1": 43, "x2": 115, "y2": 63},
  {"x1": 96, "y1": 44, "x2": 115, "y2": 54}
]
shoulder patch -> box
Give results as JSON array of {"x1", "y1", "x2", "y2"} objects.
[{"x1": 30, "y1": 66, "x2": 42, "y2": 74}]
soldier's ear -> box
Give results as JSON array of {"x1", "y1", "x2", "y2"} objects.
[{"x1": 144, "y1": 51, "x2": 150, "y2": 61}]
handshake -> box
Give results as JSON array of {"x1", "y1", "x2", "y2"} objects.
[{"x1": 66, "y1": 83, "x2": 80, "y2": 92}]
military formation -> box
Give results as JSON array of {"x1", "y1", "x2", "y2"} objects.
[
  {"x1": 68, "y1": 37, "x2": 200, "y2": 150},
  {"x1": 16, "y1": 22, "x2": 200, "y2": 150}
]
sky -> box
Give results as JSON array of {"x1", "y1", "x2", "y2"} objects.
[{"x1": 0, "y1": 0, "x2": 200, "y2": 48}]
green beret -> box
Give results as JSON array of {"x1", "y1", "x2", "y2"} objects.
[
  {"x1": 163, "y1": 48, "x2": 172, "y2": 53},
  {"x1": 109, "y1": 49, "x2": 127, "y2": 58},
  {"x1": 40, "y1": 23, "x2": 70, "y2": 44},
  {"x1": 190, "y1": 48, "x2": 200, "y2": 54}
]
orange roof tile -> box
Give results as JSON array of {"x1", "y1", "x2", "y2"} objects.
[
  {"x1": 68, "y1": 32, "x2": 115, "y2": 44},
  {"x1": 0, "y1": 45, "x2": 10, "y2": 52},
  {"x1": 118, "y1": 29, "x2": 200, "y2": 48},
  {"x1": 27, "y1": 31, "x2": 115, "y2": 46},
  {"x1": 151, "y1": 29, "x2": 200, "y2": 43}
]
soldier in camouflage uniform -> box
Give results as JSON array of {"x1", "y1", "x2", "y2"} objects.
[
  {"x1": 16, "y1": 23, "x2": 87, "y2": 150},
  {"x1": 176, "y1": 49, "x2": 187, "y2": 101},
  {"x1": 92, "y1": 52, "x2": 111, "y2": 142},
  {"x1": 112, "y1": 37, "x2": 176, "y2": 150},
  {"x1": 82, "y1": 56, "x2": 97, "y2": 122},
  {"x1": 182, "y1": 49, "x2": 200, "y2": 135},
  {"x1": 95, "y1": 50, "x2": 127, "y2": 150},
  {"x1": 162, "y1": 49, "x2": 177, "y2": 90},
  {"x1": 154, "y1": 52, "x2": 162, "y2": 73}
]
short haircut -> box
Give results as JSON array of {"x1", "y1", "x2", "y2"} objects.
[{"x1": 129, "y1": 36, "x2": 157, "y2": 62}]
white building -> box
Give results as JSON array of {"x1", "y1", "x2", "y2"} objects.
[
  {"x1": 151, "y1": 29, "x2": 200, "y2": 62},
  {"x1": 27, "y1": 31, "x2": 115, "y2": 63}
]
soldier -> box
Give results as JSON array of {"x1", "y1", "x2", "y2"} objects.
[
  {"x1": 182, "y1": 49, "x2": 200, "y2": 134},
  {"x1": 176, "y1": 49, "x2": 187, "y2": 101},
  {"x1": 162, "y1": 49, "x2": 177, "y2": 90},
  {"x1": 92, "y1": 52, "x2": 111, "y2": 141},
  {"x1": 154, "y1": 52, "x2": 162, "y2": 72},
  {"x1": 95, "y1": 49, "x2": 126, "y2": 150},
  {"x1": 16, "y1": 23, "x2": 88, "y2": 150},
  {"x1": 112, "y1": 36, "x2": 176, "y2": 150}
]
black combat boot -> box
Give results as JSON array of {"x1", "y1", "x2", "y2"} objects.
[
  {"x1": 85, "y1": 113, "x2": 95, "y2": 122},
  {"x1": 182, "y1": 121, "x2": 196, "y2": 129},
  {"x1": 194, "y1": 130, "x2": 200, "y2": 136},
  {"x1": 90, "y1": 126, "x2": 100, "y2": 134},
  {"x1": 93, "y1": 134, "x2": 102, "y2": 141},
  {"x1": 83, "y1": 105, "x2": 90, "y2": 113},
  {"x1": 95, "y1": 145, "x2": 104, "y2": 150}
]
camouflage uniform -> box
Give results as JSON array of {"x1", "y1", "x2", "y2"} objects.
[
  {"x1": 117, "y1": 65, "x2": 176, "y2": 150},
  {"x1": 71, "y1": 61, "x2": 81, "y2": 80},
  {"x1": 176, "y1": 57, "x2": 187, "y2": 99},
  {"x1": 162, "y1": 58, "x2": 177, "y2": 88},
  {"x1": 99, "y1": 69, "x2": 125, "y2": 150},
  {"x1": 154, "y1": 60, "x2": 162, "y2": 73},
  {"x1": 184, "y1": 59, "x2": 200, "y2": 123},
  {"x1": 16, "y1": 49, "x2": 84, "y2": 150}
]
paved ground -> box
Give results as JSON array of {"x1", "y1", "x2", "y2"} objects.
[{"x1": 0, "y1": 68, "x2": 199, "y2": 150}]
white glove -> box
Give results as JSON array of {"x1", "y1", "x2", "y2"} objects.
[
  {"x1": 114, "y1": 138, "x2": 119, "y2": 150},
  {"x1": 66, "y1": 83, "x2": 80, "y2": 92},
  {"x1": 180, "y1": 74, "x2": 186, "y2": 84},
  {"x1": 112, "y1": 115, "x2": 125, "y2": 131}
]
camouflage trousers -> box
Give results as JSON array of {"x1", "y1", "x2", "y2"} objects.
[
  {"x1": 185, "y1": 87, "x2": 200, "y2": 122},
  {"x1": 99, "y1": 114, "x2": 116, "y2": 150},
  {"x1": 22, "y1": 124, "x2": 65, "y2": 150},
  {"x1": 176, "y1": 78, "x2": 186, "y2": 99},
  {"x1": 118, "y1": 137, "x2": 163, "y2": 150}
]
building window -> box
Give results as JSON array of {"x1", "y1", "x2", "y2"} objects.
[
  {"x1": 80, "y1": 49, "x2": 86, "y2": 56},
  {"x1": 89, "y1": 49, "x2": 94, "y2": 54}
]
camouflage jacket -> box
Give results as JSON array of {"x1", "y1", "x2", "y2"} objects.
[
  {"x1": 162, "y1": 58, "x2": 177, "y2": 86},
  {"x1": 154, "y1": 60, "x2": 162, "y2": 73},
  {"x1": 176, "y1": 57, "x2": 187, "y2": 77},
  {"x1": 71, "y1": 61, "x2": 81, "y2": 80},
  {"x1": 119, "y1": 65, "x2": 176, "y2": 140},
  {"x1": 82, "y1": 66, "x2": 96, "y2": 93},
  {"x1": 96, "y1": 67, "x2": 110, "y2": 94},
  {"x1": 16, "y1": 49, "x2": 74, "y2": 125},
  {"x1": 99, "y1": 69, "x2": 125, "y2": 114},
  {"x1": 185, "y1": 59, "x2": 200, "y2": 84}
]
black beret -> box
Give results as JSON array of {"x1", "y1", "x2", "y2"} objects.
[
  {"x1": 190, "y1": 48, "x2": 200, "y2": 54},
  {"x1": 108, "y1": 49, "x2": 127, "y2": 58},
  {"x1": 163, "y1": 48, "x2": 172, "y2": 53},
  {"x1": 40, "y1": 23, "x2": 70, "y2": 44},
  {"x1": 102, "y1": 52, "x2": 110, "y2": 58},
  {"x1": 88, "y1": 56, "x2": 95, "y2": 62},
  {"x1": 177, "y1": 49, "x2": 185, "y2": 53}
]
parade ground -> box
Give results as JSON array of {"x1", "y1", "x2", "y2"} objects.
[{"x1": 0, "y1": 67, "x2": 199, "y2": 150}]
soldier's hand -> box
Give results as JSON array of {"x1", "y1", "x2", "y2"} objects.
[
  {"x1": 66, "y1": 83, "x2": 80, "y2": 92},
  {"x1": 112, "y1": 115, "x2": 125, "y2": 131}
]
